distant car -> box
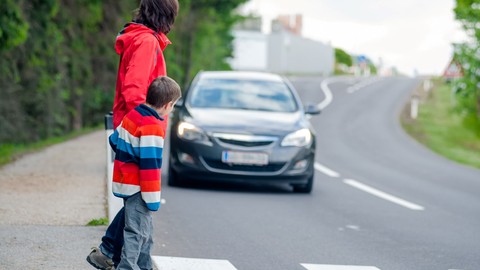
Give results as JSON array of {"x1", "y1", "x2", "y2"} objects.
[{"x1": 168, "y1": 71, "x2": 320, "y2": 193}]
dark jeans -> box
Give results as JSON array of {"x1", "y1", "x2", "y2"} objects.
[{"x1": 100, "y1": 207, "x2": 125, "y2": 267}]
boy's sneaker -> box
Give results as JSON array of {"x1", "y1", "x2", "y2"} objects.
[{"x1": 86, "y1": 247, "x2": 115, "y2": 270}]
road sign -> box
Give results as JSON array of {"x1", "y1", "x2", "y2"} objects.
[
  {"x1": 443, "y1": 59, "x2": 463, "y2": 79},
  {"x1": 357, "y1": 55, "x2": 367, "y2": 63}
]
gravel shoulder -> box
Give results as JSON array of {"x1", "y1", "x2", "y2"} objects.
[
  {"x1": 0, "y1": 130, "x2": 107, "y2": 225},
  {"x1": 0, "y1": 130, "x2": 108, "y2": 269}
]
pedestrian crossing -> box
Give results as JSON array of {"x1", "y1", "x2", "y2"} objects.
[
  {"x1": 152, "y1": 256, "x2": 465, "y2": 270},
  {"x1": 152, "y1": 256, "x2": 237, "y2": 270},
  {"x1": 151, "y1": 256, "x2": 381, "y2": 270},
  {"x1": 301, "y1": 265, "x2": 380, "y2": 270}
]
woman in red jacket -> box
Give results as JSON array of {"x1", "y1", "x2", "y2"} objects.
[
  {"x1": 87, "y1": 1, "x2": 179, "y2": 269},
  {"x1": 112, "y1": 2, "x2": 177, "y2": 130}
]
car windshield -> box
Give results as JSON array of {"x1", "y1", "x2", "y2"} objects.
[{"x1": 188, "y1": 78, "x2": 298, "y2": 112}]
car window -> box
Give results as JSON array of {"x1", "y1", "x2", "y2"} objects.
[{"x1": 188, "y1": 78, "x2": 298, "y2": 112}]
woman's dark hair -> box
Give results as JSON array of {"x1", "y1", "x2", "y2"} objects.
[{"x1": 134, "y1": 0, "x2": 179, "y2": 33}]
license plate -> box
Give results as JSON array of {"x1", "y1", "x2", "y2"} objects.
[{"x1": 221, "y1": 151, "x2": 268, "y2": 165}]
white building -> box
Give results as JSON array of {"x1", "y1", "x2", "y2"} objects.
[
  {"x1": 229, "y1": 30, "x2": 268, "y2": 71},
  {"x1": 229, "y1": 16, "x2": 334, "y2": 75}
]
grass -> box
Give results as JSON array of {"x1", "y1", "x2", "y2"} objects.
[
  {"x1": 86, "y1": 217, "x2": 109, "y2": 226},
  {"x1": 0, "y1": 126, "x2": 102, "y2": 167},
  {"x1": 402, "y1": 79, "x2": 480, "y2": 169}
]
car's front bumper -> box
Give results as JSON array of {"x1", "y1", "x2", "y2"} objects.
[{"x1": 169, "y1": 139, "x2": 315, "y2": 184}]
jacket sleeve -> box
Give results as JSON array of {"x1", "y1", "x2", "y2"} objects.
[
  {"x1": 109, "y1": 128, "x2": 119, "y2": 153},
  {"x1": 138, "y1": 125, "x2": 164, "y2": 211},
  {"x1": 122, "y1": 36, "x2": 159, "y2": 114}
]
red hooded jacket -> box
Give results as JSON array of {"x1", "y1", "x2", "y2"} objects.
[{"x1": 112, "y1": 23, "x2": 171, "y2": 129}]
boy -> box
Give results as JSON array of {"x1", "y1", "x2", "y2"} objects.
[{"x1": 88, "y1": 76, "x2": 181, "y2": 270}]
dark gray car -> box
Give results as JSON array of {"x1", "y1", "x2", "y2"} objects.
[{"x1": 168, "y1": 71, "x2": 320, "y2": 193}]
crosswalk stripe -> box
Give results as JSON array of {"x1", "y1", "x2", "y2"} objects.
[
  {"x1": 152, "y1": 256, "x2": 238, "y2": 270},
  {"x1": 301, "y1": 264, "x2": 381, "y2": 270},
  {"x1": 152, "y1": 257, "x2": 457, "y2": 270}
]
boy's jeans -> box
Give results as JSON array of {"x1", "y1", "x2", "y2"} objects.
[
  {"x1": 116, "y1": 192, "x2": 153, "y2": 270},
  {"x1": 100, "y1": 207, "x2": 125, "y2": 267}
]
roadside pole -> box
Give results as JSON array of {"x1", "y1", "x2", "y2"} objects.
[
  {"x1": 105, "y1": 112, "x2": 123, "y2": 223},
  {"x1": 410, "y1": 94, "x2": 419, "y2": 119},
  {"x1": 423, "y1": 79, "x2": 432, "y2": 92}
]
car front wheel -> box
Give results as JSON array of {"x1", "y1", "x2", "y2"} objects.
[
  {"x1": 167, "y1": 161, "x2": 182, "y2": 187},
  {"x1": 292, "y1": 175, "x2": 314, "y2": 193}
]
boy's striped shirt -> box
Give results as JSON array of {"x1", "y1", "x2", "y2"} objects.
[{"x1": 109, "y1": 104, "x2": 164, "y2": 211}]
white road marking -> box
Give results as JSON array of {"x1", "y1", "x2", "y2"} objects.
[
  {"x1": 314, "y1": 162, "x2": 340, "y2": 178},
  {"x1": 301, "y1": 264, "x2": 381, "y2": 270},
  {"x1": 319, "y1": 77, "x2": 345, "y2": 110},
  {"x1": 343, "y1": 179, "x2": 425, "y2": 211},
  {"x1": 345, "y1": 224, "x2": 360, "y2": 231},
  {"x1": 152, "y1": 256, "x2": 456, "y2": 270},
  {"x1": 152, "y1": 256, "x2": 238, "y2": 270},
  {"x1": 346, "y1": 77, "x2": 383, "y2": 94}
]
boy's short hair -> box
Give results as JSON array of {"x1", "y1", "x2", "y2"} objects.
[
  {"x1": 134, "y1": 0, "x2": 179, "y2": 34},
  {"x1": 146, "y1": 76, "x2": 181, "y2": 108}
]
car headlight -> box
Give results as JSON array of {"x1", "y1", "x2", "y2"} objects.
[
  {"x1": 281, "y1": 128, "x2": 312, "y2": 147},
  {"x1": 177, "y1": 122, "x2": 209, "y2": 142}
]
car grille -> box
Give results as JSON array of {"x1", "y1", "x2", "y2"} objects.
[
  {"x1": 203, "y1": 158, "x2": 286, "y2": 172},
  {"x1": 217, "y1": 138, "x2": 272, "y2": 147},
  {"x1": 212, "y1": 133, "x2": 277, "y2": 148}
]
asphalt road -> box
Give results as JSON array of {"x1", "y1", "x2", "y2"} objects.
[{"x1": 152, "y1": 76, "x2": 480, "y2": 270}]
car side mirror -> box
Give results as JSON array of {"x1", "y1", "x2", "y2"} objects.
[
  {"x1": 304, "y1": 104, "x2": 321, "y2": 115},
  {"x1": 175, "y1": 98, "x2": 184, "y2": 108}
]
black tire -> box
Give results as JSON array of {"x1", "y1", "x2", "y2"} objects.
[
  {"x1": 167, "y1": 161, "x2": 181, "y2": 187},
  {"x1": 292, "y1": 175, "x2": 314, "y2": 193}
]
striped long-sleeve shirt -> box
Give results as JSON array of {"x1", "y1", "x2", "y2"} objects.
[{"x1": 109, "y1": 104, "x2": 164, "y2": 211}]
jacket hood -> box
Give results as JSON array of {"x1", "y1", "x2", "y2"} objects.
[{"x1": 115, "y1": 23, "x2": 171, "y2": 55}]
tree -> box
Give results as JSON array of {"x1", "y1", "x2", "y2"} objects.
[
  {"x1": 0, "y1": 0, "x2": 136, "y2": 143},
  {"x1": 0, "y1": 0, "x2": 30, "y2": 142},
  {"x1": 453, "y1": 0, "x2": 480, "y2": 123},
  {"x1": 0, "y1": 0, "x2": 29, "y2": 51},
  {"x1": 334, "y1": 48, "x2": 352, "y2": 67},
  {"x1": 165, "y1": 0, "x2": 248, "y2": 88},
  {"x1": 0, "y1": 0, "x2": 247, "y2": 144}
]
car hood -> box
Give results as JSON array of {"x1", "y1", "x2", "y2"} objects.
[{"x1": 183, "y1": 108, "x2": 306, "y2": 135}]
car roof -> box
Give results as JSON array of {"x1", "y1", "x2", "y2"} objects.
[{"x1": 198, "y1": 71, "x2": 284, "y2": 82}]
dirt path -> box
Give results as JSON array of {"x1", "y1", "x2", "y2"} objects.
[{"x1": 0, "y1": 130, "x2": 107, "y2": 225}]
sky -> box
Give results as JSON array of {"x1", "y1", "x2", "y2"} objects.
[{"x1": 239, "y1": 0, "x2": 468, "y2": 76}]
